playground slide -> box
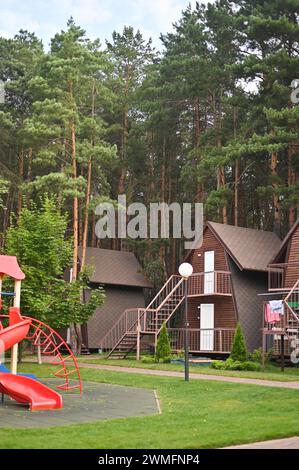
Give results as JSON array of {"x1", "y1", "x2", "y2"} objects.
[
  {"x1": 0, "y1": 320, "x2": 31, "y2": 353},
  {"x1": 0, "y1": 314, "x2": 63, "y2": 411},
  {"x1": 0, "y1": 373, "x2": 63, "y2": 411}
]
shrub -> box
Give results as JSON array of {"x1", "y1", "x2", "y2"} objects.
[
  {"x1": 155, "y1": 323, "x2": 171, "y2": 362},
  {"x1": 211, "y1": 359, "x2": 261, "y2": 371},
  {"x1": 230, "y1": 323, "x2": 247, "y2": 362},
  {"x1": 161, "y1": 356, "x2": 171, "y2": 363},
  {"x1": 249, "y1": 347, "x2": 273, "y2": 365},
  {"x1": 141, "y1": 356, "x2": 156, "y2": 364},
  {"x1": 211, "y1": 360, "x2": 226, "y2": 370}
]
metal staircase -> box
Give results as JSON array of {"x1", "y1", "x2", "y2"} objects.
[{"x1": 101, "y1": 275, "x2": 185, "y2": 359}]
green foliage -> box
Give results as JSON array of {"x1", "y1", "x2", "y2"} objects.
[
  {"x1": 229, "y1": 323, "x2": 248, "y2": 362},
  {"x1": 141, "y1": 355, "x2": 156, "y2": 364},
  {"x1": 1, "y1": 1, "x2": 299, "y2": 303},
  {"x1": 5, "y1": 196, "x2": 104, "y2": 328},
  {"x1": 211, "y1": 359, "x2": 261, "y2": 372},
  {"x1": 249, "y1": 347, "x2": 273, "y2": 365},
  {"x1": 155, "y1": 323, "x2": 171, "y2": 363},
  {"x1": 0, "y1": 177, "x2": 9, "y2": 209}
]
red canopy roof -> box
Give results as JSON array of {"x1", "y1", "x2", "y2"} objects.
[{"x1": 0, "y1": 256, "x2": 25, "y2": 280}]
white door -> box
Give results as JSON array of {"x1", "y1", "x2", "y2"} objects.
[
  {"x1": 200, "y1": 304, "x2": 214, "y2": 351},
  {"x1": 204, "y1": 251, "x2": 215, "y2": 294}
]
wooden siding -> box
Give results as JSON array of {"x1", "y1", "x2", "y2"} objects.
[
  {"x1": 187, "y1": 296, "x2": 237, "y2": 329},
  {"x1": 229, "y1": 258, "x2": 266, "y2": 351},
  {"x1": 183, "y1": 226, "x2": 237, "y2": 347},
  {"x1": 85, "y1": 285, "x2": 146, "y2": 349},
  {"x1": 285, "y1": 222, "x2": 299, "y2": 287},
  {"x1": 187, "y1": 226, "x2": 229, "y2": 272}
]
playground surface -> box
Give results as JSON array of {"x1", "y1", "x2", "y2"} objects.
[{"x1": 0, "y1": 379, "x2": 159, "y2": 428}]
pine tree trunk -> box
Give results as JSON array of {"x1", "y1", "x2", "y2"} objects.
[
  {"x1": 91, "y1": 211, "x2": 96, "y2": 247},
  {"x1": 217, "y1": 165, "x2": 228, "y2": 224},
  {"x1": 81, "y1": 78, "x2": 95, "y2": 265},
  {"x1": 26, "y1": 148, "x2": 33, "y2": 208},
  {"x1": 68, "y1": 77, "x2": 81, "y2": 356},
  {"x1": 288, "y1": 143, "x2": 296, "y2": 227},
  {"x1": 234, "y1": 159, "x2": 239, "y2": 227},
  {"x1": 118, "y1": 71, "x2": 129, "y2": 195},
  {"x1": 81, "y1": 156, "x2": 92, "y2": 268},
  {"x1": 194, "y1": 96, "x2": 201, "y2": 147},
  {"x1": 215, "y1": 89, "x2": 227, "y2": 224},
  {"x1": 233, "y1": 107, "x2": 239, "y2": 226},
  {"x1": 71, "y1": 122, "x2": 78, "y2": 281},
  {"x1": 17, "y1": 148, "x2": 24, "y2": 214},
  {"x1": 270, "y1": 152, "x2": 281, "y2": 234}
]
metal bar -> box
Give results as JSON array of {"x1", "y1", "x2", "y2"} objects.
[{"x1": 184, "y1": 279, "x2": 189, "y2": 382}]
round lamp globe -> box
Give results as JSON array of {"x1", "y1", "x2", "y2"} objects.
[{"x1": 178, "y1": 262, "x2": 193, "y2": 279}]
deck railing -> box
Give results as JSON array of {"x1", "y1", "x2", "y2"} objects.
[
  {"x1": 168, "y1": 328, "x2": 235, "y2": 353},
  {"x1": 268, "y1": 262, "x2": 299, "y2": 291},
  {"x1": 188, "y1": 271, "x2": 232, "y2": 296}
]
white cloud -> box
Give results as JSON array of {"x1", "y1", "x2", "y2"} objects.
[
  {"x1": 53, "y1": 0, "x2": 113, "y2": 24},
  {"x1": 0, "y1": 9, "x2": 40, "y2": 37},
  {"x1": 0, "y1": 0, "x2": 212, "y2": 49},
  {"x1": 130, "y1": 0, "x2": 198, "y2": 30}
]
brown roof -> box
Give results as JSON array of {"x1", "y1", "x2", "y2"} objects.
[
  {"x1": 78, "y1": 247, "x2": 153, "y2": 288},
  {"x1": 270, "y1": 218, "x2": 299, "y2": 264},
  {"x1": 207, "y1": 221, "x2": 281, "y2": 272}
]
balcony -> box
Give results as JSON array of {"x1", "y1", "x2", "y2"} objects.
[
  {"x1": 168, "y1": 328, "x2": 235, "y2": 354},
  {"x1": 188, "y1": 271, "x2": 232, "y2": 297},
  {"x1": 268, "y1": 262, "x2": 299, "y2": 291}
]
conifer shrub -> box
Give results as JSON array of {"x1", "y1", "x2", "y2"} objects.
[
  {"x1": 229, "y1": 322, "x2": 247, "y2": 362},
  {"x1": 155, "y1": 323, "x2": 171, "y2": 363}
]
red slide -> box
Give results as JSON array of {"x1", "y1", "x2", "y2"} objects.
[
  {"x1": 0, "y1": 320, "x2": 31, "y2": 353},
  {"x1": 0, "y1": 373, "x2": 63, "y2": 411},
  {"x1": 0, "y1": 310, "x2": 63, "y2": 411}
]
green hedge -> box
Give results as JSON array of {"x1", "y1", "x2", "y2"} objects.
[{"x1": 211, "y1": 358, "x2": 261, "y2": 371}]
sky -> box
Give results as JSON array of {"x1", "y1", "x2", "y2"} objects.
[{"x1": 0, "y1": 0, "x2": 214, "y2": 50}]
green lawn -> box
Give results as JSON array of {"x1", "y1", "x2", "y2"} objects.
[
  {"x1": 0, "y1": 362, "x2": 299, "y2": 449},
  {"x1": 77, "y1": 355, "x2": 299, "y2": 382}
]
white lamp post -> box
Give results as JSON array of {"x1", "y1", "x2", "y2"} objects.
[{"x1": 178, "y1": 262, "x2": 193, "y2": 381}]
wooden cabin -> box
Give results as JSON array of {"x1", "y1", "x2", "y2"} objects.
[
  {"x1": 178, "y1": 222, "x2": 281, "y2": 354},
  {"x1": 268, "y1": 218, "x2": 299, "y2": 291},
  {"x1": 99, "y1": 222, "x2": 283, "y2": 359},
  {"x1": 263, "y1": 219, "x2": 299, "y2": 358},
  {"x1": 79, "y1": 248, "x2": 152, "y2": 350}
]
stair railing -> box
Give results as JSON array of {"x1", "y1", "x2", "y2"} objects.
[
  {"x1": 283, "y1": 279, "x2": 299, "y2": 324},
  {"x1": 100, "y1": 275, "x2": 184, "y2": 351}
]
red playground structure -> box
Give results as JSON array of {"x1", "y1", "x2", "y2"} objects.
[{"x1": 0, "y1": 255, "x2": 82, "y2": 411}]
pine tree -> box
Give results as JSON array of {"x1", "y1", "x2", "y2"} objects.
[
  {"x1": 155, "y1": 323, "x2": 171, "y2": 362},
  {"x1": 229, "y1": 323, "x2": 247, "y2": 362}
]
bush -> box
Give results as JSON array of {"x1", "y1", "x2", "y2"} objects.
[
  {"x1": 230, "y1": 323, "x2": 247, "y2": 362},
  {"x1": 211, "y1": 360, "x2": 226, "y2": 370},
  {"x1": 211, "y1": 358, "x2": 261, "y2": 371},
  {"x1": 249, "y1": 347, "x2": 273, "y2": 365},
  {"x1": 161, "y1": 356, "x2": 171, "y2": 363},
  {"x1": 155, "y1": 323, "x2": 171, "y2": 362},
  {"x1": 141, "y1": 356, "x2": 156, "y2": 364}
]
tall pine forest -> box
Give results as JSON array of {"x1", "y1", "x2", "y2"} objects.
[{"x1": 1, "y1": 1, "x2": 299, "y2": 288}]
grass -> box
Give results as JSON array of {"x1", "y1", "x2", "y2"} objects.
[
  {"x1": 77, "y1": 355, "x2": 299, "y2": 382},
  {"x1": 0, "y1": 362, "x2": 299, "y2": 449}
]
